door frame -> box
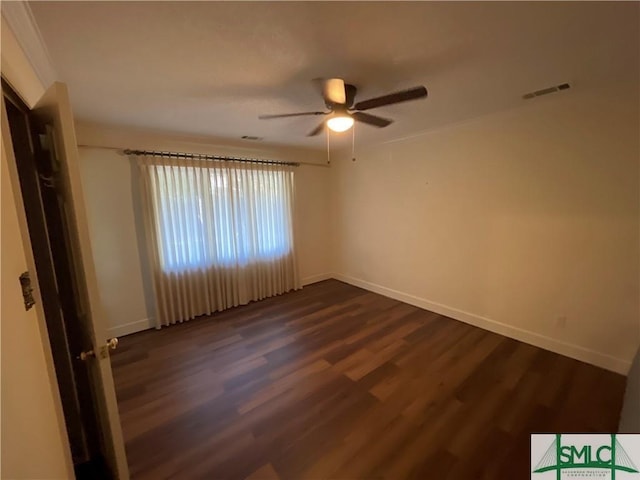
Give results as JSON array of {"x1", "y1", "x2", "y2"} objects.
[
  {"x1": 3, "y1": 78, "x2": 112, "y2": 477},
  {"x1": 1, "y1": 78, "x2": 129, "y2": 479}
]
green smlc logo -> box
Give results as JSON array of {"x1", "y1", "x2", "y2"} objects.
[{"x1": 533, "y1": 434, "x2": 639, "y2": 479}]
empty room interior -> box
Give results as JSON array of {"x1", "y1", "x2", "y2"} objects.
[{"x1": 1, "y1": 1, "x2": 639, "y2": 479}]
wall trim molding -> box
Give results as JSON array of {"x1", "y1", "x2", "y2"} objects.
[
  {"x1": 302, "y1": 272, "x2": 334, "y2": 286},
  {"x1": 1, "y1": 2, "x2": 57, "y2": 89},
  {"x1": 333, "y1": 273, "x2": 631, "y2": 375},
  {"x1": 108, "y1": 318, "x2": 153, "y2": 338},
  {"x1": 103, "y1": 274, "x2": 631, "y2": 373}
]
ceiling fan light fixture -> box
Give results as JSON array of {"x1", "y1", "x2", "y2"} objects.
[
  {"x1": 327, "y1": 115, "x2": 354, "y2": 132},
  {"x1": 258, "y1": 79, "x2": 427, "y2": 137}
]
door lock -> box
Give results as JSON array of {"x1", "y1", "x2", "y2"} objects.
[{"x1": 19, "y1": 272, "x2": 35, "y2": 311}]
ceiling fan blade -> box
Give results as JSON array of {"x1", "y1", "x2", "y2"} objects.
[
  {"x1": 354, "y1": 86, "x2": 428, "y2": 111},
  {"x1": 307, "y1": 122, "x2": 325, "y2": 137},
  {"x1": 258, "y1": 111, "x2": 326, "y2": 120},
  {"x1": 323, "y1": 78, "x2": 346, "y2": 105},
  {"x1": 352, "y1": 112, "x2": 393, "y2": 128}
]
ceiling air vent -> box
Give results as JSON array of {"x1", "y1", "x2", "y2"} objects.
[
  {"x1": 241, "y1": 135, "x2": 263, "y2": 141},
  {"x1": 522, "y1": 83, "x2": 571, "y2": 100}
]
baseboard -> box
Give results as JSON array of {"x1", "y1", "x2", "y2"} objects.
[
  {"x1": 302, "y1": 272, "x2": 334, "y2": 286},
  {"x1": 333, "y1": 273, "x2": 631, "y2": 375},
  {"x1": 108, "y1": 318, "x2": 153, "y2": 337}
]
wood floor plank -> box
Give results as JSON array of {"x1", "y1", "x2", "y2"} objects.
[
  {"x1": 244, "y1": 464, "x2": 281, "y2": 480},
  {"x1": 111, "y1": 280, "x2": 626, "y2": 479}
]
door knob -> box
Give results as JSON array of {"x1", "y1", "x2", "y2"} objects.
[
  {"x1": 99, "y1": 337, "x2": 119, "y2": 358},
  {"x1": 78, "y1": 338, "x2": 119, "y2": 361}
]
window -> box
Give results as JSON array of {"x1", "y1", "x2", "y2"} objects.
[{"x1": 148, "y1": 163, "x2": 295, "y2": 273}]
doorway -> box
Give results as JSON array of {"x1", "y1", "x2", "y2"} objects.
[{"x1": 2, "y1": 78, "x2": 111, "y2": 479}]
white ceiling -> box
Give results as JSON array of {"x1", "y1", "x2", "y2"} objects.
[{"x1": 29, "y1": 1, "x2": 639, "y2": 149}]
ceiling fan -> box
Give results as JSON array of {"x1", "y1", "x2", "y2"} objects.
[{"x1": 258, "y1": 78, "x2": 428, "y2": 136}]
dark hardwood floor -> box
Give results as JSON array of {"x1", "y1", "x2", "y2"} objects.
[{"x1": 111, "y1": 280, "x2": 626, "y2": 479}]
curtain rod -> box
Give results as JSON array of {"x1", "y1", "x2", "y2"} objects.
[{"x1": 123, "y1": 149, "x2": 300, "y2": 167}]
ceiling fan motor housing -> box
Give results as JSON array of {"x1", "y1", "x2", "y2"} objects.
[{"x1": 324, "y1": 84, "x2": 357, "y2": 109}]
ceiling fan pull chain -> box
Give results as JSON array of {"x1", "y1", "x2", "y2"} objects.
[
  {"x1": 326, "y1": 127, "x2": 331, "y2": 164},
  {"x1": 352, "y1": 122, "x2": 356, "y2": 162}
]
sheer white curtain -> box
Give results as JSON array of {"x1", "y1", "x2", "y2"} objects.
[{"x1": 137, "y1": 154, "x2": 300, "y2": 327}]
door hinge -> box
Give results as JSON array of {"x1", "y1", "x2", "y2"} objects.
[
  {"x1": 38, "y1": 133, "x2": 51, "y2": 152},
  {"x1": 19, "y1": 272, "x2": 35, "y2": 311}
]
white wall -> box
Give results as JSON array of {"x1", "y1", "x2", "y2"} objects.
[
  {"x1": 76, "y1": 147, "x2": 152, "y2": 337},
  {"x1": 76, "y1": 123, "x2": 332, "y2": 336},
  {"x1": 619, "y1": 348, "x2": 640, "y2": 431},
  {"x1": 331, "y1": 83, "x2": 639, "y2": 374}
]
